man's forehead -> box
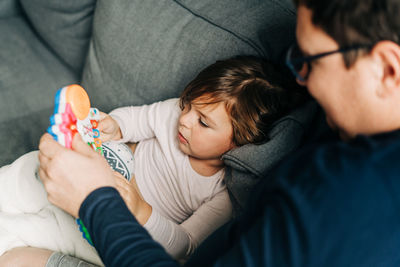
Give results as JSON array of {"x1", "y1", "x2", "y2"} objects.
[
  {"x1": 295, "y1": 6, "x2": 316, "y2": 53},
  {"x1": 295, "y1": 5, "x2": 339, "y2": 54}
]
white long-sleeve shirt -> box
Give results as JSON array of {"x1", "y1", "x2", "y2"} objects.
[{"x1": 110, "y1": 98, "x2": 232, "y2": 259}]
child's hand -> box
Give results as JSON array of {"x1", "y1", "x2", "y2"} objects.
[
  {"x1": 113, "y1": 172, "x2": 152, "y2": 225},
  {"x1": 98, "y1": 111, "x2": 123, "y2": 142}
]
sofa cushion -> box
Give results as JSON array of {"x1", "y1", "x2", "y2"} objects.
[
  {"x1": 174, "y1": 0, "x2": 296, "y2": 61},
  {"x1": 0, "y1": 0, "x2": 21, "y2": 18},
  {"x1": 223, "y1": 101, "x2": 317, "y2": 216},
  {"x1": 81, "y1": 0, "x2": 297, "y2": 112},
  {"x1": 0, "y1": 17, "x2": 78, "y2": 165},
  {"x1": 19, "y1": 0, "x2": 96, "y2": 74}
]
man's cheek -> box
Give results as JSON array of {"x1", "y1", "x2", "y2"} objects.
[{"x1": 326, "y1": 115, "x2": 354, "y2": 141}]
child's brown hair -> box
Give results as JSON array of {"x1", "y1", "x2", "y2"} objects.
[{"x1": 180, "y1": 56, "x2": 307, "y2": 146}]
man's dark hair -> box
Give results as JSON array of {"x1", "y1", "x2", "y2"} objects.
[{"x1": 294, "y1": 0, "x2": 400, "y2": 67}]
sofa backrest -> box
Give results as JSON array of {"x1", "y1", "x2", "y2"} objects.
[
  {"x1": 81, "y1": 0, "x2": 297, "y2": 112},
  {"x1": 19, "y1": 0, "x2": 96, "y2": 74},
  {"x1": 0, "y1": 0, "x2": 20, "y2": 18}
]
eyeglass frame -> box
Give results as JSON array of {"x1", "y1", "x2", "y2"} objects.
[{"x1": 285, "y1": 43, "x2": 374, "y2": 82}]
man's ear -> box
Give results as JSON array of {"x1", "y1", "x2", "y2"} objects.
[{"x1": 371, "y1": 41, "x2": 400, "y2": 96}]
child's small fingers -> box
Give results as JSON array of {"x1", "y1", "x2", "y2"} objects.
[
  {"x1": 38, "y1": 166, "x2": 49, "y2": 183},
  {"x1": 38, "y1": 151, "x2": 50, "y2": 170},
  {"x1": 99, "y1": 135, "x2": 112, "y2": 143},
  {"x1": 97, "y1": 118, "x2": 110, "y2": 132},
  {"x1": 99, "y1": 111, "x2": 108, "y2": 120}
]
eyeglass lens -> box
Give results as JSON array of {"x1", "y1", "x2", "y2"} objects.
[
  {"x1": 288, "y1": 45, "x2": 310, "y2": 81},
  {"x1": 289, "y1": 45, "x2": 305, "y2": 71}
]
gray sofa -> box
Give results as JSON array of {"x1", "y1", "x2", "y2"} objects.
[{"x1": 0, "y1": 0, "x2": 316, "y2": 215}]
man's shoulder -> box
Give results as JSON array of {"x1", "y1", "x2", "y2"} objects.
[
  {"x1": 258, "y1": 130, "x2": 400, "y2": 210},
  {"x1": 262, "y1": 130, "x2": 400, "y2": 266},
  {"x1": 292, "y1": 130, "x2": 400, "y2": 177}
]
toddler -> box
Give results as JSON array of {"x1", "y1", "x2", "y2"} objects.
[{"x1": 0, "y1": 56, "x2": 305, "y2": 266}]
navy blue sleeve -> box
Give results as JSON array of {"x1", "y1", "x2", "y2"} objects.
[{"x1": 79, "y1": 187, "x2": 178, "y2": 267}]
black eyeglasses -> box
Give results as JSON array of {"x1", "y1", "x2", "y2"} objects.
[{"x1": 285, "y1": 43, "x2": 373, "y2": 82}]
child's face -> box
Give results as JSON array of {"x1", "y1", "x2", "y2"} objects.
[{"x1": 178, "y1": 101, "x2": 235, "y2": 160}]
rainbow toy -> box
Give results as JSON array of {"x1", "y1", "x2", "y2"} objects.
[
  {"x1": 47, "y1": 84, "x2": 103, "y2": 154},
  {"x1": 47, "y1": 84, "x2": 102, "y2": 246}
]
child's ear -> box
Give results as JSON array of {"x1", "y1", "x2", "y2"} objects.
[{"x1": 371, "y1": 41, "x2": 400, "y2": 97}]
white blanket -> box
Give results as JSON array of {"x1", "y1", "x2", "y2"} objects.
[{"x1": 0, "y1": 151, "x2": 103, "y2": 266}]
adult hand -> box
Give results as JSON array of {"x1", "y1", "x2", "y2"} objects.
[
  {"x1": 114, "y1": 172, "x2": 152, "y2": 225},
  {"x1": 98, "y1": 111, "x2": 122, "y2": 142},
  {"x1": 38, "y1": 133, "x2": 116, "y2": 218}
]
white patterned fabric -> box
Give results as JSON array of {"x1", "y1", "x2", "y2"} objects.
[{"x1": 102, "y1": 141, "x2": 134, "y2": 181}]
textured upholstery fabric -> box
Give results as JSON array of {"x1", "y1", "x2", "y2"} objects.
[
  {"x1": 0, "y1": 17, "x2": 78, "y2": 164},
  {"x1": 19, "y1": 0, "x2": 96, "y2": 73},
  {"x1": 81, "y1": 0, "x2": 297, "y2": 112},
  {"x1": 0, "y1": 0, "x2": 20, "y2": 18}
]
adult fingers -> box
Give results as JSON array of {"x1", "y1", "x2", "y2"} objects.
[
  {"x1": 38, "y1": 166, "x2": 49, "y2": 185},
  {"x1": 38, "y1": 150, "x2": 60, "y2": 185},
  {"x1": 38, "y1": 133, "x2": 65, "y2": 159},
  {"x1": 97, "y1": 114, "x2": 112, "y2": 132},
  {"x1": 99, "y1": 111, "x2": 108, "y2": 120},
  {"x1": 38, "y1": 151, "x2": 50, "y2": 172},
  {"x1": 71, "y1": 134, "x2": 97, "y2": 157}
]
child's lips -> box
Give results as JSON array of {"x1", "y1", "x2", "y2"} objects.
[{"x1": 178, "y1": 132, "x2": 188, "y2": 144}]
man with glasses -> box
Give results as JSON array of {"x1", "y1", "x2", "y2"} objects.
[{"x1": 24, "y1": 0, "x2": 400, "y2": 266}]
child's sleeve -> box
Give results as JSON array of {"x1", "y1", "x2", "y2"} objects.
[
  {"x1": 143, "y1": 189, "x2": 232, "y2": 260},
  {"x1": 109, "y1": 98, "x2": 180, "y2": 143}
]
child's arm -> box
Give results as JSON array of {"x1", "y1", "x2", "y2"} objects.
[
  {"x1": 178, "y1": 189, "x2": 233, "y2": 257},
  {"x1": 120, "y1": 186, "x2": 232, "y2": 260},
  {"x1": 106, "y1": 98, "x2": 179, "y2": 143},
  {"x1": 114, "y1": 172, "x2": 152, "y2": 225}
]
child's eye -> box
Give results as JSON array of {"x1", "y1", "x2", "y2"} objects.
[{"x1": 199, "y1": 118, "x2": 209, "y2": 127}]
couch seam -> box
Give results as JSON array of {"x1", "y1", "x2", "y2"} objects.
[{"x1": 172, "y1": 0, "x2": 266, "y2": 58}]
